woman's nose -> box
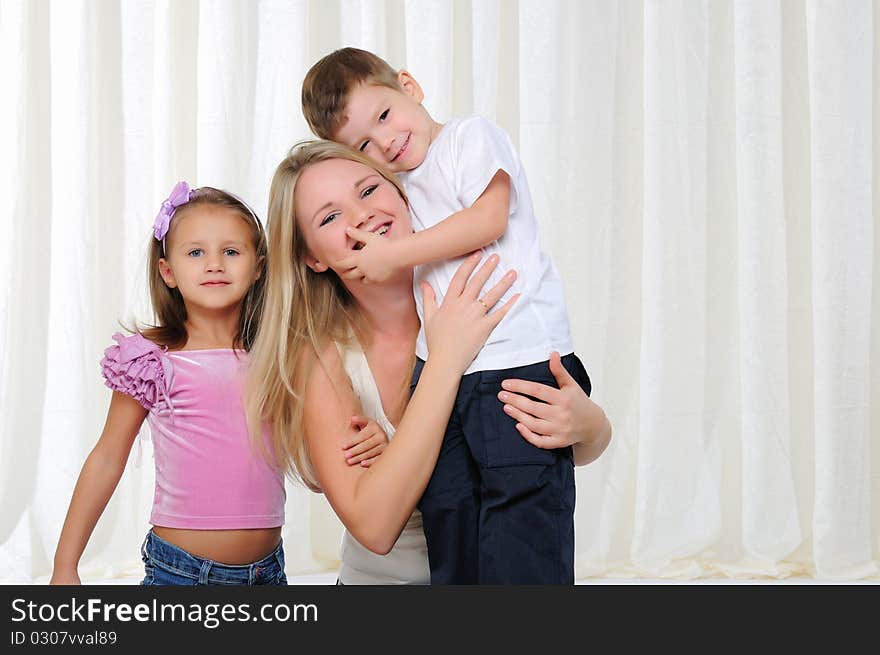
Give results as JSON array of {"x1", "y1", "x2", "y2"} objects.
[{"x1": 354, "y1": 208, "x2": 375, "y2": 229}]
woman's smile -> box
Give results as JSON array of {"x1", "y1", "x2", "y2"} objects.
[{"x1": 293, "y1": 158, "x2": 410, "y2": 270}]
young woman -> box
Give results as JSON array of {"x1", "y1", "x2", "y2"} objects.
[{"x1": 248, "y1": 141, "x2": 612, "y2": 584}]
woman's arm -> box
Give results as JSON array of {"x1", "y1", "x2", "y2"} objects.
[
  {"x1": 304, "y1": 254, "x2": 518, "y2": 555},
  {"x1": 50, "y1": 392, "x2": 147, "y2": 584},
  {"x1": 498, "y1": 351, "x2": 612, "y2": 467}
]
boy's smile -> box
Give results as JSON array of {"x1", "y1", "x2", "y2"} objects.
[
  {"x1": 389, "y1": 132, "x2": 411, "y2": 164},
  {"x1": 333, "y1": 72, "x2": 443, "y2": 174}
]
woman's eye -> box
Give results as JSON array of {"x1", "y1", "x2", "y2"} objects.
[
  {"x1": 359, "y1": 140, "x2": 370, "y2": 152},
  {"x1": 187, "y1": 249, "x2": 203, "y2": 257},
  {"x1": 361, "y1": 184, "x2": 378, "y2": 199},
  {"x1": 320, "y1": 212, "x2": 339, "y2": 227},
  {"x1": 379, "y1": 109, "x2": 389, "y2": 122}
]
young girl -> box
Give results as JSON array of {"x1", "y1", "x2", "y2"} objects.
[{"x1": 50, "y1": 182, "x2": 385, "y2": 585}]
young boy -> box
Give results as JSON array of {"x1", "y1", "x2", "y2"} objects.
[{"x1": 301, "y1": 47, "x2": 592, "y2": 584}]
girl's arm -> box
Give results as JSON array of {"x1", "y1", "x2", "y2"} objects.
[
  {"x1": 304, "y1": 253, "x2": 518, "y2": 555},
  {"x1": 50, "y1": 392, "x2": 148, "y2": 584},
  {"x1": 499, "y1": 352, "x2": 612, "y2": 467}
]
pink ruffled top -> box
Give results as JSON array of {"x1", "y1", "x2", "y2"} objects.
[{"x1": 100, "y1": 333, "x2": 285, "y2": 529}]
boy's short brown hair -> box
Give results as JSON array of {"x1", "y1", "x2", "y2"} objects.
[{"x1": 301, "y1": 47, "x2": 401, "y2": 140}]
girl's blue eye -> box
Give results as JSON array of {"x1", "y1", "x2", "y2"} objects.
[
  {"x1": 224, "y1": 248, "x2": 240, "y2": 256},
  {"x1": 187, "y1": 249, "x2": 203, "y2": 257},
  {"x1": 320, "y1": 212, "x2": 339, "y2": 227},
  {"x1": 361, "y1": 184, "x2": 378, "y2": 199},
  {"x1": 379, "y1": 109, "x2": 389, "y2": 121}
]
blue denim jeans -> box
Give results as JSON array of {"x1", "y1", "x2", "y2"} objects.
[{"x1": 140, "y1": 530, "x2": 288, "y2": 586}]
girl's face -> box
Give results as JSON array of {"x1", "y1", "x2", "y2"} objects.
[
  {"x1": 293, "y1": 157, "x2": 412, "y2": 275},
  {"x1": 158, "y1": 205, "x2": 262, "y2": 313}
]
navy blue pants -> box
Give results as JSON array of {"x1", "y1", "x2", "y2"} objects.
[{"x1": 413, "y1": 353, "x2": 591, "y2": 584}]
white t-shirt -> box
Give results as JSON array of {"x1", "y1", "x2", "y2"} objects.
[{"x1": 399, "y1": 115, "x2": 574, "y2": 374}]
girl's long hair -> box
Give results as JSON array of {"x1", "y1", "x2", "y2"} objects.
[
  {"x1": 140, "y1": 187, "x2": 268, "y2": 351},
  {"x1": 246, "y1": 140, "x2": 406, "y2": 490}
]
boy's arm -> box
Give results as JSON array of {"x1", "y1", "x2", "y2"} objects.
[
  {"x1": 340, "y1": 170, "x2": 511, "y2": 283},
  {"x1": 50, "y1": 392, "x2": 147, "y2": 585}
]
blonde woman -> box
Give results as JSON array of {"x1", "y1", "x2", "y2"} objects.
[{"x1": 248, "y1": 141, "x2": 611, "y2": 584}]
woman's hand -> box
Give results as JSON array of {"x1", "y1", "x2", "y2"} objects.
[
  {"x1": 342, "y1": 416, "x2": 388, "y2": 467},
  {"x1": 499, "y1": 351, "x2": 612, "y2": 466},
  {"x1": 421, "y1": 252, "x2": 519, "y2": 374}
]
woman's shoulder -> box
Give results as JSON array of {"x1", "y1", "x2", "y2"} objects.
[
  {"x1": 306, "y1": 339, "x2": 350, "y2": 381},
  {"x1": 100, "y1": 332, "x2": 170, "y2": 411},
  {"x1": 295, "y1": 339, "x2": 358, "y2": 408}
]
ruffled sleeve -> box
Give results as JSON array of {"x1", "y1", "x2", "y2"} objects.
[{"x1": 100, "y1": 332, "x2": 170, "y2": 411}]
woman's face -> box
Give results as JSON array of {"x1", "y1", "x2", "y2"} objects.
[{"x1": 294, "y1": 157, "x2": 412, "y2": 275}]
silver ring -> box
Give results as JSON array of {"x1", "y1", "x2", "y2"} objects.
[{"x1": 477, "y1": 298, "x2": 489, "y2": 312}]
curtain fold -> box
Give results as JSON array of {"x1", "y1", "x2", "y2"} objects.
[
  {"x1": 807, "y1": 0, "x2": 875, "y2": 578},
  {"x1": 1, "y1": 0, "x2": 876, "y2": 582}
]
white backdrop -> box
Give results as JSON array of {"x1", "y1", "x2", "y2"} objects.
[{"x1": 1, "y1": 0, "x2": 877, "y2": 582}]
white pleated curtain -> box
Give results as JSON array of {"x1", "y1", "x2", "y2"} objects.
[{"x1": 0, "y1": 0, "x2": 877, "y2": 582}]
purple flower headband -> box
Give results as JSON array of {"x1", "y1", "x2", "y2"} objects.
[
  {"x1": 153, "y1": 180, "x2": 193, "y2": 255},
  {"x1": 152, "y1": 180, "x2": 264, "y2": 255}
]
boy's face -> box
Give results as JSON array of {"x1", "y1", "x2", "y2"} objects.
[{"x1": 333, "y1": 72, "x2": 440, "y2": 174}]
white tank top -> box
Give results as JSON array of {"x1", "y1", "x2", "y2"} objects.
[{"x1": 335, "y1": 341, "x2": 430, "y2": 585}]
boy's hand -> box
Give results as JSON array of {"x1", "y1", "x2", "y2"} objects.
[
  {"x1": 342, "y1": 415, "x2": 389, "y2": 467},
  {"x1": 338, "y1": 226, "x2": 402, "y2": 284}
]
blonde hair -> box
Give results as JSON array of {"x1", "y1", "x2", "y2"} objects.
[
  {"x1": 247, "y1": 140, "x2": 406, "y2": 490},
  {"x1": 302, "y1": 47, "x2": 401, "y2": 140},
  {"x1": 140, "y1": 187, "x2": 268, "y2": 351}
]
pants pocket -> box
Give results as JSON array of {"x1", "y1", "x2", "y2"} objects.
[{"x1": 475, "y1": 376, "x2": 558, "y2": 468}]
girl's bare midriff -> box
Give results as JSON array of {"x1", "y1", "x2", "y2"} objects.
[{"x1": 152, "y1": 526, "x2": 282, "y2": 565}]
